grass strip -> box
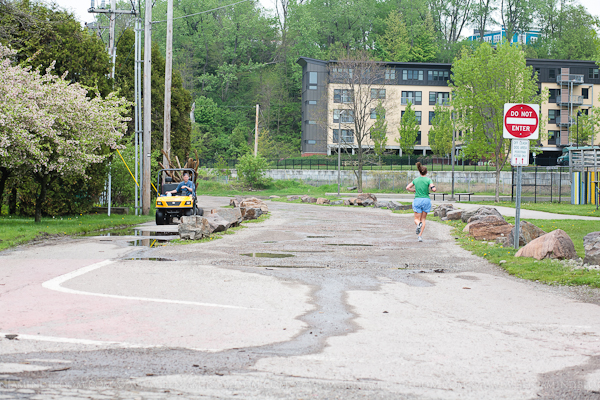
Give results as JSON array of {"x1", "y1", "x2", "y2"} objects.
[
  {"x1": 461, "y1": 201, "x2": 600, "y2": 218},
  {"x1": 432, "y1": 215, "x2": 600, "y2": 288},
  {"x1": 0, "y1": 213, "x2": 153, "y2": 252}
]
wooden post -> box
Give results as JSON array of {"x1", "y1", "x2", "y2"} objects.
[
  {"x1": 254, "y1": 104, "x2": 259, "y2": 156},
  {"x1": 163, "y1": 0, "x2": 173, "y2": 170}
]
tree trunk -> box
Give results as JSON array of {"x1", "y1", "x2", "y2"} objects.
[
  {"x1": 0, "y1": 167, "x2": 10, "y2": 213},
  {"x1": 495, "y1": 154, "x2": 501, "y2": 203},
  {"x1": 8, "y1": 187, "x2": 17, "y2": 215},
  {"x1": 34, "y1": 174, "x2": 48, "y2": 223}
]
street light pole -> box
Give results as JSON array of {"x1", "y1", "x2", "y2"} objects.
[
  {"x1": 337, "y1": 110, "x2": 345, "y2": 196},
  {"x1": 450, "y1": 112, "x2": 456, "y2": 201}
]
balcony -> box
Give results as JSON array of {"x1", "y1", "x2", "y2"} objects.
[
  {"x1": 557, "y1": 95, "x2": 583, "y2": 106},
  {"x1": 400, "y1": 97, "x2": 421, "y2": 105},
  {"x1": 555, "y1": 116, "x2": 574, "y2": 127},
  {"x1": 431, "y1": 98, "x2": 450, "y2": 106},
  {"x1": 557, "y1": 74, "x2": 584, "y2": 85}
]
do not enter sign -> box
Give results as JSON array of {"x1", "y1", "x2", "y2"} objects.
[{"x1": 503, "y1": 103, "x2": 539, "y2": 139}]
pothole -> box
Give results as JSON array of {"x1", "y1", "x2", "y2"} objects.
[
  {"x1": 128, "y1": 239, "x2": 170, "y2": 247},
  {"x1": 241, "y1": 253, "x2": 295, "y2": 258}
]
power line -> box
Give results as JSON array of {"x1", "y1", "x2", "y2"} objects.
[{"x1": 152, "y1": 0, "x2": 253, "y2": 24}]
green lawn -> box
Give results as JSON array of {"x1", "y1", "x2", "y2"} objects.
[
  {"x1": 0, "y1": 213, "x2": 153, "y2": 252},
  {"x1": 433, "y1": 216, "x2": 600, "y2": 287},
  {"x1": 462, "y1": 200, "x2": 600, "y2": 218}
]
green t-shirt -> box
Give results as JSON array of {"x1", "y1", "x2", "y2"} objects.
[{"x1": 413, "y1": 176, "x2": 433, "y2": 199}]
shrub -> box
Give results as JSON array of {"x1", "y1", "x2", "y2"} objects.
[{"x1": 236, "y1": 154, "x2": 272, "y2": 189}]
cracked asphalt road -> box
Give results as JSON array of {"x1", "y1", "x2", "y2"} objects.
[{"x1": 2, "y1": 196, "x2": 600, "y2": 399}]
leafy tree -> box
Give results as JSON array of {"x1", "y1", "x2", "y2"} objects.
[
  {"x1": 370, "y1": 102, "x2": 388, "y2": 162},
  {"x1": 449, "y1": 42, "x2": 546, "y2": 202},
  {"x1": 0, "y1": 45, "x2": 130, "y2": 222},
  {"x1": 429, "y1": 105, "x2": 453, "y2": 156},
  {"x1": 397, "y1": 103, "x2": 420, "y2": 155},
  {"x1": 471, "y1": 0, "x2": 497, "y2": 43},
  {"x1": 429, "y1": 0, "x2": 473, "y2": 55},
  {"x1": 573, "y1": 110, "x2": 599, "y2": 146},
  {"x1": 500, "y1": 0, "x2": 533, "y2": 44},
  {"x1": 236, "y1": 154, "x2": 271, "y2": 189},
  {"x1": 409, "y1": 12, "x2": 438, "y2": 62},
  {"x1": 377, "y1": 12, "x2": 411, "y2": 62}
]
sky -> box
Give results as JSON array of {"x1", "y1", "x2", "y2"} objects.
[{"x1": 52, "y1": 0, "x2": 600, "y2": 31}]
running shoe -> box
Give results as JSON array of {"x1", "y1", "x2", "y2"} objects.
[
  {"x1": 418, "y1": 236, "x2": 423, "y2": 242},
  {"x1": 416, "y1": 222, "x2": 422, "y2": 235}
]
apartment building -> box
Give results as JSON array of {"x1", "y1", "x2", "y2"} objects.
[
  {"x1": 467, "y1": 27, "x2": 541, "y2": 45},
  {"x1": 297, "y1": 57, "x2": 600, "y2": 159}
]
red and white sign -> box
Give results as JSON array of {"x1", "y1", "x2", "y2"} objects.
[
  {"x1": 503, "y1": 103, "x2": 539, "y2": 139},
  {"x1": 511, "y1": 139, "x2": 530, "y2": 166}
]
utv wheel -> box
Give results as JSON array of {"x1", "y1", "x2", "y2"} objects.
[
  {"x1": 196, "y1": 207, "x2": 204, "y2": 216},
  {"x1": 155, "y1": 210, "x2": 165, "y2": 225}
]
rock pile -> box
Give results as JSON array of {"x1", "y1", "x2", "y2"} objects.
[{"x1": 583, "y1": 232, "x2": 600, "y2": 265}]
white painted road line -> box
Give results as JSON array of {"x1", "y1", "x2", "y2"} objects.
[
  {"x1": 0, "y1": 332, "x2": 222, "y2": 352},
  {"x1": 506, "y1": 117, "x2": 537, "y2": 125},
  {"x1": 42, "y1": 260, "x2": 262, "y2": 311}
]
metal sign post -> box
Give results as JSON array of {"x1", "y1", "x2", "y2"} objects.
[{"x1": 504, "y1": 104, "x2": 539, "y2": 251}]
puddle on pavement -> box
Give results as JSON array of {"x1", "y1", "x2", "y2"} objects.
[
  {"x1": 306, "y1": 236, "x2": 332, "y2": 238},
  {"x1": 128, "y1": 239, "x2": 170, "y2": 248},
  {"x1": 125, "y1": 257, "x2": 175, "y2": 261},
  {"x1": 141, "y1": 231, "x2": 179, "y2": 236},
  {"x1": 325, "y1": 244, "x2": 373, "y2": 247},
  {"x1": 284, "y1": 250, "x2": 327, "y2": 253},
  {"x1": 79, "y1": 227, "x2": 136, "y2": 237},
  {"x1": 260, "y1": 265, "x2": 324, "y2": 268},
  {"x1": 241, "y1": 253, "x2": 295, "y2": 258}
]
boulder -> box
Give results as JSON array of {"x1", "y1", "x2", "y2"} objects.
[
  {"x1": 434, "y1": 204, "x2": 454, "y2": 218},
  {"x1": 348, "y1": 198, "x2": 358, "y2": 205},
  {"x1": 388, "y1": 201, "x2": 412, "y2": 211},
  {"x1": 496, "y1": 236, "x2": 509, "y2": 246},
  {"x1": 269, "y1": 195, "x2": 280, "y2": 199},
  {"x1": 287, "y1": 195, "x2": 300, "y2": 201},
  {"x1": 178, "y1": 216, "x2": 211, "y2": 240},
  {"x1": 583, "y1": 232, "x2": 600, "y2": 265},
  {"x1": 330, "y1": 200, "x2": 344, "y2": 206},
  {"x1": 361, "y1": 198, "x2": 374, "y2": 207},
  {"x1": 229, "y1": 198, "x2": 240, "y2": 207},
  {"x1": 515, "y1": 229, "x2": 578, "y2": 260},
  {"x1": 240, "y1": 207, "x2": 263, "y2": 220},
  {"x1": 343, "y1": 199, "x2": 352, "y2": 206},
  {"x1": 463, "y1": 215, "x2": 506, "y2": 233},
  {"x1": 347, "y1": 186, "x2": 357, "y2": 191},
  {"x1": 467, "y1": 206, "x2": 504, "y2": 224},
  {"x1": 357, "y1": 193, "x2": 378, "y2": 203},
  {"x1": 507, "y1": 221, "x2": 547, "y2": 247},
  {"x1": 205, "y1": 214, "x2": 230, "y2": 233},
  {"x1": 316, "y1": 198, "x2": 330, "y2": 205},
  {"x1": 466, "y1": 217, "x2": 513, "y2": 240},
  {"x1": 461, "y1": 209, "x2": 478, "y2": 223},
  {"x1": 446, "y1": 210, "x2": 462, "y2": 220},
  {"x1": 240, "y1": 197, "x2": 269, "y2": 213},
  {"x1": 301, "y1": 195, "x2": 317, "y2": 203},
  {"x1": 374, "y1": 201, "x2": 390, "y2": 208},
  {"x1": 210, "y1": 208, "x2": 243, "y2": 227}
]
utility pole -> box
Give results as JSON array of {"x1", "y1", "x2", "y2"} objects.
[
  {"x1": 163, "y1": 0, "x2": 173, "y2": 169},
  {"x1": 254, "y1": 104, "x2": 259, "y2": 156},
  {"x1": 143, "y1": 0, "x2": 153, "y2": 215},
  {"x1": 450, "y1": 113, "x2": 456, "y2": 201}
]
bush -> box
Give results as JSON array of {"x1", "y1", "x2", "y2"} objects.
[{"x1": 236, "y1": 154, "x2": 272, "y2": 189}]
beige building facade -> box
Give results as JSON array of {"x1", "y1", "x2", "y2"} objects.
[{"x1": 298, "y1": 57, "x2": 600, "y2": 162}]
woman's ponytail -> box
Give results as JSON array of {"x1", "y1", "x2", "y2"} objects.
[{"x1": 416, "y1": 162, "x2": 427, "y2": 176}]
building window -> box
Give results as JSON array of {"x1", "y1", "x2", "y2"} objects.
[
  {"x1": 333, "y1": 109, "x2": 354, "y2": 123},
  {"x1": 493, "y1": 34, "x2": 501, "y2": 43},
  {"x1": 589, "y1": 68, "x2": 599, "y2": 79},
  {"x1": 530, "y1": 36, "x2": 538, "y2": 43},
  {"x1": 428, "y1": 70, "x2": 450, "y2": 82},
  {"x1": 548, "y1": 109, "x2": 558, "y2": 123},
  {"x1": 307, "y1": 120, "x2": 316, "y2": 125},
  {"x1": 371, "y1": 89, "x2": 386, "y2": 99},
  {"x1": 401, "y1": 111, "x2": 422, "y2": 125},
  {"x1": 535, "y1": 67, "x2": 541, "y2": 78},
  {"x1": 308, "y1": 71, "x2": 318, "y2": 89},
  {"x1": 415, "y1": 131, "x2": 421, "y2": 145},
  {"x1": 484, "y1": 36, "x2": 491, "y2": 43},
  {"x1": 548, "y1": 131, "x2": 559, "y2": 145},
  {"x1": 385, "y1": 69, "x2": 396, "y2": 80},
  {"x1": 334, "y1": 89, "x2": 353, "y2": 103},
  {"x1": 307, "y1": 140, "x2": 316, "y2": 145},
  {"x1": 402, "y1": 70, "x2": 424, "y2": 81},
  {"x1": 401, "y1": 91, "x2": 422, "y2": 105},
  {"x1": 332, "y1": 129, "x2": 354, "y2": 143},
  {"x1": 583, "y1": 88, "x2": 589, "y2": 99},
  {"x1": 429, "y1": 91, "x2": 450, "y2": 105},
  {"x1": 331, "y1": 67, "x2": 353, "y2": 79},
  {"x1": 549, "y1": 89, "x2": 558, "y2": 103},
  {"x1": 549, "y1": 69, "x2": 556, "y2": 79},
  {"x1": 429, "y1": 111, "x2": 435, "y2": 125},
  {"x1": 518, "y1": 34, "x2": 526, "y2": 44},
  {"x1": 308, "y1": 100, "x2": 317, "y2": 105}
]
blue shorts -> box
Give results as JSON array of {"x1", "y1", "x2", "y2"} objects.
[{"x1": 412, "y1": 198, "x2": 432, "y2": 214}]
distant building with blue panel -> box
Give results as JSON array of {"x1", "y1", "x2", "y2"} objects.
[{"x1": 467, "y1": 27, "x2": 541, "y2": 45}]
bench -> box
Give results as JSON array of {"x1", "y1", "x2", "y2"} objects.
[
  {"x1": 456, "y1": 193, "x2": 474, "y2": 201},
  {"x1": 431, "y1": 193, "x2": 449, "y2": 201}
]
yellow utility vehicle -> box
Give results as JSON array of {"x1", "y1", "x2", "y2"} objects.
[{"x1": 155, "y1": 168, "x2": 203, "y2": 225}]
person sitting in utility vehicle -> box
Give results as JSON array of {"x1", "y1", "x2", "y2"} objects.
[{"x1": 166, "y1": 172, "x2": 195, "y2": 196}]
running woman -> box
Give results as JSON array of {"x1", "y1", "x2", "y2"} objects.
[{"x1": 405, "y1": 162, "x2": 436, "y2": 242}]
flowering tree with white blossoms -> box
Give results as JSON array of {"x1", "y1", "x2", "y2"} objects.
[{"x1": 0, "y1": 45, "x2": 130, "y2": 222}]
